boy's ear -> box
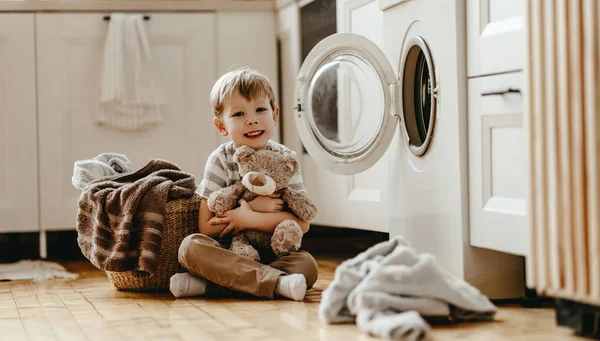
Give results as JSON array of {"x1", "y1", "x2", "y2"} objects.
[
  {"x1": 213, "y1": 117, "x2": 228, "y2": 136},
  {"x1": 272, "y1": 107, "x2": 280, "y2": 125},
  {"x1": 234, "y1": 145, "x2": 256, "y2": 163}
]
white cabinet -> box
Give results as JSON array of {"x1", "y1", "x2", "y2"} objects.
[
  {"x1": 299, "y1": 0, "x2": 389, "y2": 232},
  {"x1": 36, "y1": 13, "x2": 218, "y2": 231},
  {"x1": 467, "y1": 0, "x2": 526, "y2": 77},
  {"x1": 0, "y1": 14, "x2": 39, "y2": 233},
  {"x1": 468, "y1": 72, "x2": 529, "y2": 256}
]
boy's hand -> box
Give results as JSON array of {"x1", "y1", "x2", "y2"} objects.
[
  {"x1": 248, "y1": 194, "x2": 284, "y2": 213},
  {"x1": 209, "y1": 199, "x2": 255, "y2": 238}
]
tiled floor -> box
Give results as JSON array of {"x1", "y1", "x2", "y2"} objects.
[{"x1": 0, "y1": 257, "x2": 589, "y2": 341}]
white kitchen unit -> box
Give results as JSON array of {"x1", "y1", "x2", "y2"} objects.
[
  {"x1": 0, "y1": 6, "x2": 279, "y2": 258},
  {"x1": 279, "y1": 0, "x2": 390, "y2": 233},
  {"x1": 467, "y1": 0, "x2": 526, "y2": 77},
  {"x1": 292, "y1": 0, "x2": 525, "y2": 298},
  {"x1": 0, "y1": 14, "x2": 39, "y2": 234},
  {"x1": 466, "y1": 0, "x2": 529, "y2": 257}
]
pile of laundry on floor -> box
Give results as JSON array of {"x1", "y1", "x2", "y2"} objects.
[
  {"x1": 72, "y1": 153, "x2": 196, "y2": 277},
  {"x1": 319, "y1": 236, "x2": 497, "y2": 341}
]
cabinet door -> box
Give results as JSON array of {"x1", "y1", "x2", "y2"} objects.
[
  {"x1": 36, "y1": 13, "x2": 217, "y2": 230},
  {"x1": 216, "y1": 11, "x2": 280, "y2": 144},
  {"x1": 0, "y1": 14, "x2": 39, "y2": 233},
  {"x1": 299, "y1": 0, "x2": 389, "y2": 232},
  {"x1": 468, "y1": 73, "x2": 529, "y2": 256},
  {"x1": 467, "y1": 0, "x2": 525, "y2": 77}
]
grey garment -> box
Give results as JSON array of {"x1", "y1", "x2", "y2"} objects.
[
  {"x1": 72, "y1": 153, "x2": 133, "y2": 190},
  {"x1": 319, "y1": 236, "x2": 497, "y2": 341}
]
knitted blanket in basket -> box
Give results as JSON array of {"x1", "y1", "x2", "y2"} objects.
[{"x1": 76, "y1": 159, "x2": 196, "y2": 276}]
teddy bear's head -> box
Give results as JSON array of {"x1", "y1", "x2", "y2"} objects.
[{"x1": 233, "y1": 145, "x2": 298, "y2": 195}]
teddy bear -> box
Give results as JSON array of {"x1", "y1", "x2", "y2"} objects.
[{"x1": 207, "y1": 145, "x2": 317, "y2": 262}]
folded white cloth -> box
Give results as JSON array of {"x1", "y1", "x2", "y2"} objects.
[
  {"x1": 319, "y1": 236, "x2": 497, "y2": 341},
  {"x1": 72, "y1": 153, "x2": 133, "y2": 190},
  {"x1": 96, "y1": 13, "x2": 168, "y2": 131}
]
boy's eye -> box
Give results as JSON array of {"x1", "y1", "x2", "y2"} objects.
[
  {"x1": 256, "y1": 107, "x2": 267, "y2": 113},
  {"x1": 233, "y1": 111, "x2": 243, "y2": 117}
]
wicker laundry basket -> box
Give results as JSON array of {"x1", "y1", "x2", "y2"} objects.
[{"x1": 105, "y1": 194, "x2": 201, "y2": 291}]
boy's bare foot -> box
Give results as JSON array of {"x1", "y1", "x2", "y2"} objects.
[
  {"x1": 276, "y1": 274, "x2": 307, "y2": 301},
  {"x1": 169, "y1": 273, "x2": 208, "y2": 298}
]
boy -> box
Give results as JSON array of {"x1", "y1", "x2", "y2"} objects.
[{"x1": 169, "y1": 67, "x2": 318, "y2": 301}]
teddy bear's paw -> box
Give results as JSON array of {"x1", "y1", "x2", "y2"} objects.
[
  {"x1": 271, "y1": 220, "x2": 303, "y2": 256},
  {"x1": 231, "y1": 242, "x2": 261, "y2": 262},
  {"x1": 282, "y1": 190, "x2": 317, "y2": 221}
]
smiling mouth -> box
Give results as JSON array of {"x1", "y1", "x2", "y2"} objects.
[{"x1": 244, "y1": 130, "x2": 264, "y2": 138}]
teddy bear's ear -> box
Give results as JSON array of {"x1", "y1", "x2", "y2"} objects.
[
  {"x1": 284, "y1": 155, "x2": 299, "y2": 175},
  {"x1": 234, "y1": 145, "x2": 255, "y2": 163}
]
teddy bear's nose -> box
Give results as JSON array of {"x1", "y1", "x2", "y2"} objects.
[{"x1": 248, "y1": 172, "x2": 267, "y2": 186}]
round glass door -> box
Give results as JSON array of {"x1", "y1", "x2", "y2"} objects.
[
  {"x1": 400, "y1": 36, "x2": 437, "y2": 156},
  {"x1": 294, "y1": 33, "x2": 398, "y2": 175}
]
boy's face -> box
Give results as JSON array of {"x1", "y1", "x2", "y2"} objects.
[{"x1": 214, "y1": 91, "x2": 279, "y2": 150}]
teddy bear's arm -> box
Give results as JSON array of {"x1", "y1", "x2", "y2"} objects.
[
  {"x1": 281, "y1": 187, "x2": 317, "y2": 221},
  {"x1": 207, "y1": 181, "x2": 245, "y2": 215}
]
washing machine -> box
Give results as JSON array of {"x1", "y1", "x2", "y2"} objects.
[{"x1": 293, "y1": 0, "x2": 524, "y2": 299}]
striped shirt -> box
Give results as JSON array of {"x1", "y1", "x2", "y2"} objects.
[{"x1": 197, "y1": 140, "x2": 306, "y2": 199}]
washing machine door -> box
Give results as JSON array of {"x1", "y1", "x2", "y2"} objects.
[{"x1": 294, "y1": 33, "x2": 398, "y2": 175}]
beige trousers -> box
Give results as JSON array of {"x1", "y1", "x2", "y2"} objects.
[{"x1": 178, "y1": 233, "x2": 319, "y2": 298}]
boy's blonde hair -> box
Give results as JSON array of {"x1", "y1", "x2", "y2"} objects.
[{"x1": 210, "y1": 67, "x2": 277, "y2": 118}]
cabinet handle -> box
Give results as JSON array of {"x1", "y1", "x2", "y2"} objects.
[
  {"x1": 103, "y1": 15, "x2": 151, "y2": 21},
  {"x1": 481, "y1": 88, "x2": 521, "y2": 96}
]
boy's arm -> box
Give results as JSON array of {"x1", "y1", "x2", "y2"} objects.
[
  {"x1": 198, "y1": 198, "x2": 229, "y2": 238},
  {"x1": 209, "y1": 200, "x2": 311, "y2": 237}
]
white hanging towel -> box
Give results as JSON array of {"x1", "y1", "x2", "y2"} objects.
[{"x1": 96, "y1": 13, "x2": 168, "y2": 131}]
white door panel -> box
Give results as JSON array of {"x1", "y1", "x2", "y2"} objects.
[{"x1": 0, "y1": 14, "x2": 39, "y2": 233}]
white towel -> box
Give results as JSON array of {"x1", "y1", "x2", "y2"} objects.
[
  {"x1": 96, "y1": 13, "x2": 168, "y2": 131},
  {"x1": 319, "y1": 236, "x2": 498, "y2": 341}
]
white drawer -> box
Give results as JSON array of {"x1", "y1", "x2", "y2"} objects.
[{"x1": 468, "y1": 72, "x2": 530, "y2": 257}]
